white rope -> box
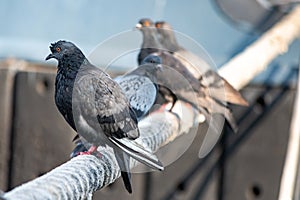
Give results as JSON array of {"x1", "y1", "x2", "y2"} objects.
[
  {"x1": 3, "y1": 111, "x2": 188, "y2": 200},
  {"x1": 218, "y1": 5, "x2": 300, "y2": 90}
]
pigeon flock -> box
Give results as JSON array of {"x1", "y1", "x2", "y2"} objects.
[{"x1": 46, "y1": 18, "x2": 248, "y2": 193}]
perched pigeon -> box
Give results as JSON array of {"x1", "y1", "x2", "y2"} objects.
[
  {"x1": 46, "y1": 40, "x2": 163, "y2": 193},
  {"x1": 115, "y1": 55, "x2": 163, "y2": 120},
  {"x1": 70, "y1": 55, "x2": 164, "y2": 159},
  {"x1": 136, "y1": 19, "x2": 248, "y2": 132},
  {"x1": 155, "y1": 21, "x2": 249, "y2": 106}
]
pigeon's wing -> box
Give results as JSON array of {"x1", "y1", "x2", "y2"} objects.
[
  {"x1": 94, "y1": 75, "x2": 140, "y2": 140},
  {"x1": 75, "y1": 68, "x2": 163, "y2": 171},
  {"x1": 73, "y1": 68, "x2": 140, "y2": 141},
  {"x1": 149, "y1": 52, "x2": 239, "y2": 132},
  {"x1": 173, "y1": 50, "x2": 248, "y2": 106},
  {"x1": 173, "y1": 49, "x2": 211, "y2": 78},
  {"x1": 115, "y1": 74, "x2": 157, "y2": 120},
  {"x1": 96, "y1": 76, "x2": 163, "y2": 171},
  {"x1": 157, "y1": 51, "x2": 202, "y2": 90}
]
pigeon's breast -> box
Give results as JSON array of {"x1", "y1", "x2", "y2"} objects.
[{"x1": 55, "y1": 73, "x2": 75, "y2": 129}]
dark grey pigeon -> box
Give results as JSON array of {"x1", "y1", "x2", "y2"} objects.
[
  {"x1": 115, "y1": 55, "x2": 163, "y2": 120},
  {"x1": 71, "y1": 55, "x2": 165, "y2": 159},
  {"x1": 46, "y1": 40, "x2": 163, "y2": 193},
  {"x1": 155, "y1": 21, "x2": 249, "y2": 107}
]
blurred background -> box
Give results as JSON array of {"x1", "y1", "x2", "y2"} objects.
[{"x1": 0, "y1": 0, "x2": 300, "y2": 199}]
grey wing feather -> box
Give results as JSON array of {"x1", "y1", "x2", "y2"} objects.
[
  {"x1": 95, "y1": 77, "x2": 140, "y2": 139},
  {"x1": 173, "y1": 50, "x2": 211, "y2": 78},
  {"x1": 74, "y1": 68, "x2": 139, "y2": 140}
]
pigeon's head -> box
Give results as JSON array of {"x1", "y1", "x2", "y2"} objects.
[
  {"x1": 136, "y1": 18, "x2": 154, "y2": 29},
  {"x1": 155, "y1": 21, "x2": 173, "y2": 30},
  {"x1": 155, "y1": 21, "x2": 174, "y2": 38},
  {"x1": 45, "y1": 40, "x2": 83, "y2": 61},
  {"x1": 155, "y1": 21, "x2": 178, "y2": 51}
]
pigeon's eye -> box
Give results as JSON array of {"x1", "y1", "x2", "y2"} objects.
[
  {"x1": 144, "y1": 21, "x2": 150, "y2": 27},
  {"x1": 56, "y1": 47, "x2": 61, "y2": 53}
]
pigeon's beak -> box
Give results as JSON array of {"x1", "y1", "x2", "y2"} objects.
[
  {"x1": 135, "y1": 23, "x2": 142, "y2": 29},
  {"x1": 45, "y1": 53, "x2": 54, "y2": 60}
]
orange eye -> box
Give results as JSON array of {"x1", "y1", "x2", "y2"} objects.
[
  {"x1": 56, "y1": 47, "x2": 61, "y2": 52},
  {"x1": 144, "y1": 21, "x2": 150, "y2": 27}
]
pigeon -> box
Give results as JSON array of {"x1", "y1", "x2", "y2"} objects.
[
  {"x1": 70, "y1": 55, "x2": 165, "y2": 159},
  {"x1": 115, "y1": 55, "x2": 163, "y2": 120},
  {"x1": 155, "y1": 21, "x2": 249, "y2": 106},
  {"x1": 136, "y1": 19, "x2": 248, "y2": 132},
  {"x1": 45, "y1": 40, "x2": 163, "y2": 193}
]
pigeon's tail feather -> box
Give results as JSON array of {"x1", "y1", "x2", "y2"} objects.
[
  {"x1": 202, "y1": 71, "x2": 248, "y2": 106},
  {"x1": 212, "y1": 78, "x2": 248, "y2": 106},
  {"x1": 223, "y1": 109, "x2": 238, "y2": 133},
  {"x1": 109, "y1": 137, "x2": 164, "y2": 171},
  {"x1": 115, "y1": 149, "x2": 132, "y2": 193},
  {"x1": 121, "y1": 171, "x2": 132, "y2": 193}
]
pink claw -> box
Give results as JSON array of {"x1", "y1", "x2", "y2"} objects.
[
  {"x1": 79, "y1": 151, "x2": 92, "y2": 156},
  {"x1": 79, "y1": 145, "x2": 102, "y2": 157}
]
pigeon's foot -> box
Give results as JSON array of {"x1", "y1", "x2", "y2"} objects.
[
  {"x1": 79, "y1": 145, "x2": 102, "y2": 158},
  {"x1": 70, "y1": 142, "x2": 88, "y2": 158}
]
